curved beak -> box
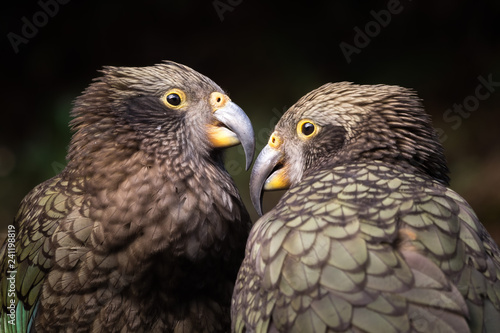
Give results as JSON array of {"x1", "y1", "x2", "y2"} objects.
[
  {"x1": 208, "y1": 93, "x2": 255, "y2": 170},
  {"x1": 249, "y1": 144, "x2": 290, "y2": 216}
]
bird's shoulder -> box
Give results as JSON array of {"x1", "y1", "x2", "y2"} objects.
[
  {"x1": 12, "y1": 174, "x2": 91, "y2": 262},
  {"x1": 0, "y1": 174, "x2": 91, "y2": 332},
  {"x1": 235, "y1": 162, "x2": 500, "y2": 332}
]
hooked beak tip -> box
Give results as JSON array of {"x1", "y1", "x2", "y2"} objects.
[
  {"x1": 212, "y1": 101, "x2": 255, "y2": 170},
  {"x1": 249, "y1": 144, "x2": 287, "y2": 216}
]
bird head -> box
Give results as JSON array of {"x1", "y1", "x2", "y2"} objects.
[
  {"x1": 69, "y1": 61, "x2": 254, "y2": 171},
  {"x1": 250, "y1": 82, "x2": 449, "y2": 215}
]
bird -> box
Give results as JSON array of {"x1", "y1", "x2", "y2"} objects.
[
  {"x1": 232, "y1": 82, "x2": 500, "y2": 333},
  {"x1": 0, "y1": 61, "x2": 255, "y2": 332}
]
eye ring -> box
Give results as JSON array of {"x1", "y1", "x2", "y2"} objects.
[
  {"x1": 162, "y1": 88, "x2": 186, "y2": 109},
  {"x1": 297, "y1": 119, "x2": 319, "y2": 139}
]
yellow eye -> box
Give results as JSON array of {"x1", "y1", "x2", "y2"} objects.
[
  {"x1": 162, "y1": 88, "x2": 186, "y2": 109},
  {"x1": 297, "y1": 119, "x2": 318, "y2": 139}
]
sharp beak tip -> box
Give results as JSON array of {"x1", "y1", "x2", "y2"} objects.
[
  {"x1": 249, "y1": 144, "x2": 284, "y2": 218},
  {"x1": 213, "y1": 101, "x2": 255, "y2": 171},
  {"x1": 250, "y1": 183, "x2": 264, "y2": 216},
  {"x1": 245, "y1": 146, "x2": 255, "y2": 171}
]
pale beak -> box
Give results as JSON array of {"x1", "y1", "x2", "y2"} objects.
[
  {"x1": 249, "y1": 133, "x2": 290, "y2": 215},
  {"x1": 207, "y1": 92, "x2": 255, "y2": 170}
]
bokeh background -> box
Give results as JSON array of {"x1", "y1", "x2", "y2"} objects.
[{"x1": 1, "y1": 0, "x2": 499, "y2": 243}]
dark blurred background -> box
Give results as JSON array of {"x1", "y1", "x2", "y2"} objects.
[{"x1": 1, "y1": 0, "x2": 499, "y2": 243}]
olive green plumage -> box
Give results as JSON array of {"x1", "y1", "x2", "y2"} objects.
[
  {"x1": 232, "y1": 82, "x2": 500, "y2": 332},
  {"x1": 0, "y1": 61, "x2": 255, "y2": 332}
]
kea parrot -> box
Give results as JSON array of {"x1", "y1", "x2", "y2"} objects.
[
  {"x1": 232, "y1": 82, "x2": 500, "y2": 332},
  {"x1": 0, "y1": 61, "x2": 255, "y2": 332}
]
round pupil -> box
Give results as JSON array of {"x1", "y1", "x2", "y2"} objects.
[
  {"x1": 167, "y1": 93, "x2": 181, "y2": 106},
  {"x1": 301, "y1": 122, "x2": 315, "y2": 136}
]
